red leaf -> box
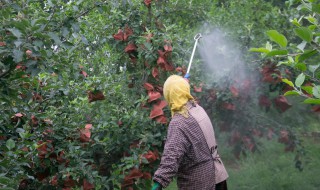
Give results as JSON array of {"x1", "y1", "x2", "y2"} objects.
[
  {"x1": 124, "y1": 26, "x2": 133, "y2": 41},
  {"x1": 259, "y1": 95, "x2": 271, "y2": 108},
  {"x1": 0, "y1": 41, "x2": 6, "y2": 46},
  {"x1": 142, "y1": 151, "x2": 158, "y2": 163},
  {"x1": 149, "y1": 107, "x2": 164, "y2": 119},
  {"x1": 155, "y1": 115, "x2": 167, "y2": 124},
  {"x1": 88, "y1": 90, "x2": 105, "y2": 103},
  {"x1": 267, "y1": 128, "x2": 274, "y2": 140},
  {"x1": 80, "y1": 128, "x2": 91, "y2": 142},
  {"x1": 143, "y1": 83, "x2": 154, "y2": 91},
  {"x1": 194, "y1": 85, "x2": 202, "y2": 93},
  {"x1": 85, "y1": 124, "x2": 92, "y2": 129},
  {"x1": 83, "y1": 179, "x2": 95, "y2": 190},
  {"x1": 312, "y1": 105, "x2": 320, "y2": 112},
  {"x1": 164, "y1": 62, "x2": 174, "y2": 71},
  {"x1": 142, "y1": 172, "x2": 152, "y2": 179},
  {"x1": 50, "y1": 175, "x2": 58, "y2": 186},
  {"x1": 229, "y1": 86, "x2": 239, "y2": 97},
  {"x1": 152, "y1": 67, "x2": 159, "y2": 79},
  {"x1": 113, "y1": 29, "x2": 124, "y2": 41},
  {"x1": 274, "y1": 95, "x2": 292, "y2": 113},
  {"x1": 148, "y1": 91, "x2": 161, "y2": 102},
  {"x1": 164, "y1": 45, "x2": 172, "y2": 52},
  {"x1": 144, "y1": 0, "x2": 152, "y2": 6},
  {"x1": 80, "y1": 70, "x2": 88, "y2": 77},
  {"x1": 153, "y1": 100, "x2": 167, "y2": 110},
  {"x1": 278, "y1": 130, "x2": 289, "y2": 143},
  {"x1": 15, "y1": 113, "x2": 24, "y2": 117},
  {"x1": 222, "y1": 102, "x2": 236, "y2": 110},
  {"x1": 157, "y1": 56, "x2": 166, "y2": 67},
  {"x1": 127, "y1": 168, "x2": 144, "y2": 179},
  {"x1": 124, "y1": 43, "x2": 137, "y2": 53},
  {"x1": 64, "y1": 177, "x2": 76, "y2": 188}
]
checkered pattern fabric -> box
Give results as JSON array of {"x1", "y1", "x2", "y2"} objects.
[{"x1": 153, "y1": 102, "x2": 227, "y2": 190}]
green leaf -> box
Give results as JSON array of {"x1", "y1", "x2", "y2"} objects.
[
  {"x1": 295, "y1": 73, "x2": 305, "y2": 87},
  {"x1": 294, "y1": 27, "x2": 313, "y2": 42},
  {"x1": 303, "y1": 98, "x2": 320, "y2": 104},
  {"x1": 266, "y1": 50, "x2": 288, "y2": 57},
  {"x1": 266, "y1": 30, "x2": 287, "y2": 48},
  {"x1": 302, "y1": 86, "x2": 313, "y2": 94},
  {"x1": 295, "y1": 63, "x2": 307, "y2": 71},
  {"x1": 313, "y1": 86, "x2": 320, "y2": 98},
  {"x1": 312, "y1": 3, "x2": 320, "y2": 14},
  {"x1": 13, "y1": 49, "x2": 23, "y2": 63},
  {"x1": 8, "y1": 28, "x2": 22, "y2": 38},
  {"x1": 282, "y1": 78, "x2": 294, "y2": 87},
  {"x1": 249, "y1": 48, "x2": 270, "y2": 53},
  {"x1": 6, "y1": 139, "x2": 15, "y2": 150},
  {"x1": 48, "y1": 32, "x2": 62, "y2": 45},
  {"x1": 298, "y1": 49, "x2": 317, "y2": 62},
  {"x1": 308, "y1": 64, "x2": 320, "y2": 73},
  {"x1": 284, "y1": 91, "x2": 300, "y2": 96}
]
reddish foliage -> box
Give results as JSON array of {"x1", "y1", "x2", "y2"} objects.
[
  {"x1": 144, "y1": 33, "x2": 153, "y2": 42},
  {"x1": 83, "y1": 179, "x2": 95, "y2": 190},
  {"x1": 124, "y1": 43, "x2": 137, "y2": 53},
  {"x1": 155, "y1": 115, "x2": 167, "y2": 124},
  {"x1": 122, "y1": 168, "x2": 144, "y2": 188},
  {"x1": 242, "y1": 136, "x2": 255, "y2": 152},
  {"x1": 0, "y1": 41, "x2": 6, "y2": 46},
  {"x1": 312, "y1": 105, "x2": 320, "y2": 112},
  {"x1": 64, "y1": 177, "x2": 76, "y2": 188},
  {"x1": 229, "y1": 86, "x2": 239, "y2": 97},
  {"x1": 80, "y1": 70, "x2": 88, "y2": 77},
  {"x1": 149, "y1": 107, "x2": 164, "y2": 119},
  {"x1": 152, "y1": 67, "x2": 159, "y2": 79},
  {"x1": 153, "y1": 100, "x2": 167, "y2": 110},
  {"x1": 113, "y1": 26, "x2": 133, "y2": 41},
  {"x1": 88, "y1": 90, "x2": 105, "y2": 103},
  {"x1": 50, "y1": 175, "x2": 58, "y2": 186},
  {"x1": 148, "y1": 91, "x2": 161, "y2": 102},
  {"x1": 193, "y1": 85, "x2": 202, "y2": 93},
  {"x1": 222, "y1": 102, "x2": 236, "y2": 110},
  {"x1": 164, "y1": 44, "x2": 172, "y2": 52},
  {"x1": 30, "y1": 115, "x2": 39, "y2": 127},
  {"x1": 259, "y1": 95, "x2": 271, "y2": 110},
  {"x1": 260, "y1": 64, "x2": 282, "y2": 84},
  {"x1": 32, "y1": 93, "x2": 43, "y2": 102},
  {"x1": 113, "y1": 29, "x2": 125, "y2": 41},
  {"x1": 36, "y1": 169, "x2": 50, "y2": 181},
  {"x1": 274, "y1": 95, "x2": 291, "y2": 113},
  {"x1": 142, "y1": 150, "x2": 158, "y2": 163},
  {"x1": 80, "y1": 124, "x2": 92, "y2": 142},
  {"x1": 37, "y1": 140, "x2": 54, "y2": 159},
  {"x1": 143, "y1": 83, "x2": 154, "y2": 91},
  {"x1": 278, "y1": 130, "x2": 289, "y2": 143},
  {"x1": 267, "y1": 128, "x2": 274, "y2": 140},
  {"x1": 144, "y1": 0, "x2": 152, "y2": 7},
  {"x1": 142, "y1": 172, "x2": 152, "y2": 179}
]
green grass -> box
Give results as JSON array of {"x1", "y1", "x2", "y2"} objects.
[{"x1": 165, "y1": 136, "x2": 320, "y2": 190}]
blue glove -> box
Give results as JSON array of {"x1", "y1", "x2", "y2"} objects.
[
  {"x1": 184, "y1": 73, "x2": 190, "y2": 79},
  {"x1": 152, "y1": 181, "x2": 162, "y2": 190}
]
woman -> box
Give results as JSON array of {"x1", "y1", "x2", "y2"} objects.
[{"x1": 152, "y1": 75, "x2": 228, "y2": 190}]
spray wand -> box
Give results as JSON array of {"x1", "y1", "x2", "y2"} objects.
[{"x1": 184, "y1": 33, "x2": 202, "y2": 79}]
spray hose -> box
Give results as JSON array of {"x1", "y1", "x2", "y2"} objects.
[{"x1": 184, "y1": 33, "x2": 202, "y2": 79}]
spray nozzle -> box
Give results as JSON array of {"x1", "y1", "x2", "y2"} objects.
[
  {"x1": 184, "y1": 33, "x2": 202, "y2": 79},
  {"x1": 194, "y1": 33, "x2": 202, "y2": 40}
]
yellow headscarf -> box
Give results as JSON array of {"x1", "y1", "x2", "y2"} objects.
[{"x1": 163, "y1": 75, "x2": 194, "y2": 117}]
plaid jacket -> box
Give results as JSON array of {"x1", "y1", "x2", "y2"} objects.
[{"x1": 153, "y1": 102, "x2": 228, "y2": 190}]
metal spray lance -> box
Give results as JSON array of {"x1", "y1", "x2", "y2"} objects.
[{"x1": 184, "y1": 33, "x2": 202, "y2": 79}]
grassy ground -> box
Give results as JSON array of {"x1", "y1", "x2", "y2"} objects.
[{"x1": 165, "y1": 134, "x2": 320, "y2": 190}]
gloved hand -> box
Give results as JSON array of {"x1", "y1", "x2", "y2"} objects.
[
  {"x1": 184, "y1": 73, "x2": 190, "y2": 79},
  {"x1": 152, "y1": 181, "x2": 162, "y2": 190}
]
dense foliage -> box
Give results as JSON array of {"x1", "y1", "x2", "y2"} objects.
[{"x1": 0, "y1": 0, "x2": 319, "y2": 189}]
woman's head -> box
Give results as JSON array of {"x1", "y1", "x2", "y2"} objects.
[{"x1": 163, "y1": 75, "x2": 194, "y2": 117}]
